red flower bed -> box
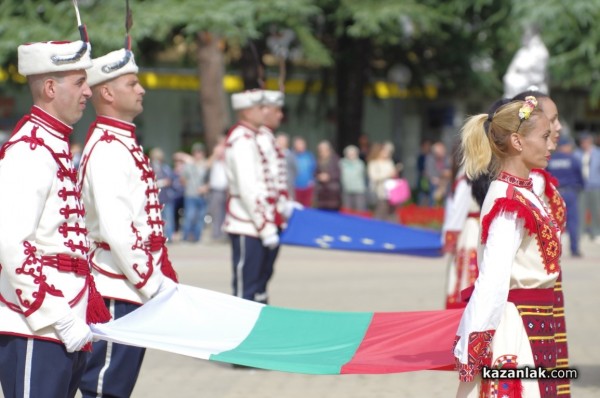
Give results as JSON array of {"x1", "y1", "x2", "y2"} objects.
[
  {"x1": 339, "y1": 205, "x2": 444, "y2": 229},
  {"x1": 397, "y1": 204, "x2": 444, "y2": 228}
]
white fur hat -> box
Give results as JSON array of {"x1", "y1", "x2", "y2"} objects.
[
  {"x1": 86, "y1": 49, "x2": 139, "y2": 87},
  {"x1": 261, "y1": 90, "x2": 284, "y2": 107},
  {"x1": 18, "y1": 40, "x2": 92, "y2": 76},
  {"x1": 231, "y1": 90, "x2": 264, "y2": 110}
]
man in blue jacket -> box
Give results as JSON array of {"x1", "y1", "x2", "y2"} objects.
[
  {"x1": 575, "y1": 132, "x2": 600, "y2": 243},
  {"x1": 548, "y1": 135, "x2": 585, "y2": 257}
]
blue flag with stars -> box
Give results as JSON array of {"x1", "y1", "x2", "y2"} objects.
[{"x1": 280, "y1": 209, "x2": 443, "y2": 257}]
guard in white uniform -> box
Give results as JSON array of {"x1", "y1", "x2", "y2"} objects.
[
  {"x1": 224, "y1": 90, "x2": 279, "y2": 303},
  {"x1": 0, "y1": 31, "x2": 111, "y2": 398},
  {"x1": 78, "y1": 48, "x2": 178, "y2": 398},
  {"x1": 254, "y1": 90, "x2": 302, "y2": 301}
]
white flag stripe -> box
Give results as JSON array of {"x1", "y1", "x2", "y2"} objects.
[{"x1": 91, "y1": 284, "x2": 264, "y2": 359}]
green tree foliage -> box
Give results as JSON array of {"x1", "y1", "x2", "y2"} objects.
[
  {"x1": 3, "y1": 0, "x2": 600, "y2": 97},
  {"x1": 2, "y1": 0, "x2": 600, "y2": 111}
]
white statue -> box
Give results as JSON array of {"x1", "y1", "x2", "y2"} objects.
[{"x1": 503, "y1": 27, "x2": 549, "y2": 98}]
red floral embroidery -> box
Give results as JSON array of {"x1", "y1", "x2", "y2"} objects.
[
  {"x1": 481, "y1": 187, "x2": 561, "y2": 275},
  {"x1": 497, "y1": 171, "x2": 533, "y2": 190},
  {"x1": 443, "y1": 231, "x2": 460, "y2": 254},
  {"x1": 483, "y1": 355, "x2": 524, "y2": 398},
  {"x1": 453, "y1": 330, "x2": 495, "y2": 382}
]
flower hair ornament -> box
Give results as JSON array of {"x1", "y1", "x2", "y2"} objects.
[
  {"x1": 516, "y1": 95, "x2": 537, "y2": 131},
  {"x1": 518, "y1": 96, "x2": 538, "y2": 120}
]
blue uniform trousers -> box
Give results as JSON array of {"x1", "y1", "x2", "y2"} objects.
[
  {"x1": 229, "y1": 234, "x2": 280, "y2": 303},
  {"x1": 0, "y1": 335, "x2": 88, "y2": 398},
  {"x1": 561, "y1": 189, "x2": 581, "y2": 255},
  {"x1": 79, "y1": 299, "x2": 145, "y2": 398}
]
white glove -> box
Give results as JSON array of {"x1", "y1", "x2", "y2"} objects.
[
  {"x1": 153, "y1": 276, "x2": 178, "y2": 298},
  {"x1": 262, "y1": 233, "x2": 280, "y2": 249},
  {"x1": 54, "y1": 313, "x2": 93, "y2": 353},
  {"x1": 283, "y1": 201, "x2": 304, "y2": 218}
]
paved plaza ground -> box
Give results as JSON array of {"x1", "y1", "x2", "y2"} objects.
[
  {"x1": 128, "y1": 234, "x2": 600, "y2": 398},
  {"x1": 3, "y1": 233, "x2": 598, "y2": 397}
]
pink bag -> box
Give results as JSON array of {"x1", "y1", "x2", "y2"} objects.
[{"x1": 384, "y1": 178, "x2": 411, "y2": 205}]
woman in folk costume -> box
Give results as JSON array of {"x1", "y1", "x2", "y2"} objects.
[
  {"x1": 513, "y1": 90, "x2": 570, "y2": 397},
  {"x1": 441, "y1": 143, "x2": 480, "y2": 309},
  {"x1": 453, "y1": 97, "x2": 562, "y2": 398}
]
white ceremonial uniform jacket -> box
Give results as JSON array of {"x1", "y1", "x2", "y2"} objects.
[
  {"x1": 79, "y1": 116, "x2": 172, "y2": 305},
  {"x1": 257, "y1": 125, "x2": 292, "y2": 227},
  {"x1": 224, "y1": 122, "x2": 278, "y2": 239},
  {"x1": 441, "y1": 170, "x2": 478, "y2": 251},
  {"x1": 0, "y1": 106, "x2": 93, "y2": 342}
]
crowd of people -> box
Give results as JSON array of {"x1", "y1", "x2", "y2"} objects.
[{"x1": 90, "y1": 121, "x2": 600, "y2": 251}]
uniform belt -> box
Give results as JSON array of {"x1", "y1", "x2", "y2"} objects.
[
  {"x1": 41, "y1": 254, "x2": 89, "y2": 276},
  {"x1": 467, "y1": 212, "x2": 480, "y2": 218},
  {"x1": 95, "y1": 234, "x2": 166, "y2": 252},
  {"x1": 507, "y1": 288, "x2": 554, "y2": 306},
  {"x1": 461, "y1": 286, "x2": 554, "y2": 305}
]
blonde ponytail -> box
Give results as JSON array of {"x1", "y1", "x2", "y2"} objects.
[{"x1": 460, "y1": 114, "x2": 492, "y2": 179}]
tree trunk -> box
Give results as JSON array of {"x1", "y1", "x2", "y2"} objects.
[
  {"x1": 196, "y1": 32, "x2": 230, "y2": 154},
  {"x1": 240, "y1": 40, "x2": 265, "y2": 90},
  {"x1": 335, "y1": 34, "x2": 370, "y2": 155}
]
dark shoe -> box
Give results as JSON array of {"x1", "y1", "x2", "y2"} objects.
[
  {"x1": 572, "y1": 252, "x2": 582, "y2": 258},
  {"x1": 231, "y1": 363, "x2": 253, "y2": 370}
]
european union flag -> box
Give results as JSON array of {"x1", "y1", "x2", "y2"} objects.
[{"x1": 280, "y1": 209, "x2": 442, "y2": 257}]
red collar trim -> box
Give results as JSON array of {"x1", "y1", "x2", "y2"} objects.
[
  {"x1": 95, "y1": 116, "x2": 137, "y2": 138},
  {"x1": 226, "y1": 121, "x2": 260, "y2": 138},
  {"x1": 238, "y1": 120, "x2": 260, "y2": 134},
  {"x1": 497, "y1": 171, "x2": 533, "y2": 191},
  {"x1": 30, "y1": 106, "x2": 72, "y2": 139}
]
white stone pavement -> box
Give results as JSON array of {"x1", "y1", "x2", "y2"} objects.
[
  {"x1": 123, "y1": 236, "x2": 600, "y2": 398},
  {"x1": 2, "y1": 235, "x2": 599, "y2": 397}
]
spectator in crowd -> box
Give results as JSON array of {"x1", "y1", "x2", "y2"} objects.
[
  {"x1": 150, "y1": 147, "x2": 176, "y2": 242},
  {"x1": 547, "y1": 135, "x2": 584, "y2": 257},
  {"x1": 181, "y1": 142, "x2": 209, "y2": 243},
  {"x1": 207, "y1": 141, "x2": 229, "y2": 242},
  {"x1": 293, "y1": 136, "x2": 316, "y2": 207},
  {"x1": 314, "y1": 140, "x2": 342, "y2": 210},
  {"x1": 339, "y1": 145, "x2": 368, "y2": 212},
  {"x1": 367, "y1": 142, "x2": 397, "y2": 221},
  {"x1": 276, "y1": 132, "x2": 297, "y2": 200},
  {"x1": 358, "y1": 133, "x2": 371, "y2": 162},
  {"x1": 71, "y1": 141, "x2": 83, "y2": 170},
  {"x1": 416, "y1": 138, "x2": 432, "y2": 205},
  {"x1": 575, "y1": 131, "x2": 600, "y2": 243},
  {"x1": 170, "y1": 151, "x2": 190, "y2": 241},
  {"x1": 424, "y1": 141, "x2": 451, "y2": 206}
]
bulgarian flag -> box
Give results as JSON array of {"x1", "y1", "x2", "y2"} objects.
[{"x1": 91, "y1": 284, "x2": 463, "y2": 375}]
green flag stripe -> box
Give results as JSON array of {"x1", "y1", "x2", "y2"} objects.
[{"x1": 210, "y1": 306, "x2": 373, "y2": 374}]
